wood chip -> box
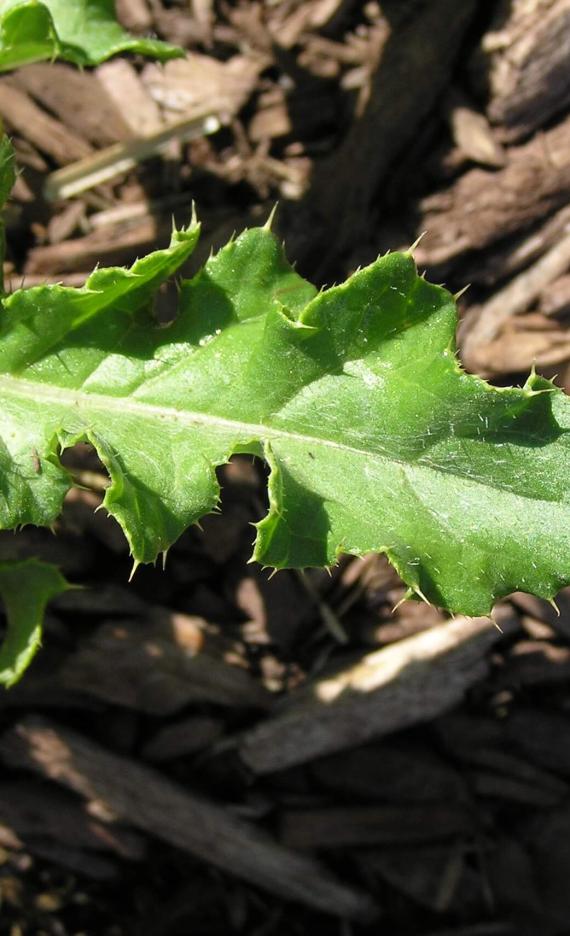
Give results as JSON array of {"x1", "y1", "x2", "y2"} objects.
[
  {"x1": 541, "y1": 273, "x2": 570, "y2": 316},
  {"x1": 24, "y1": 218, "x2": 167, "y2": 275},
  {"x1": 60, "y1": 617, "x2": 271, "y2": 715},
  {"x1": 449, "y1": 103, "x2": 506, "y2": 168},
  {"x1": 0, "y1": 780, "x2": 145, "y2": 859},
  {"x1": 310, "y1": 741, "x2": 466, "y2": 804},
  {"x1": 306, "y1": 0, "x2": 477, "y2": 265},
  {"x1": 11, "y1": 64, "x2": 132, "y2": 146},
  {"x1": 461, "y1": 231, "x2": 570, "y2": 360},
  {"x1": 0, "y1": 719, "x2": 378, "y2": 921},
  {"x1": 142, "y1": 716, "x2": 224, "y2": 762},
  {"x1": 239, "y1": 611, "x2": 516, "y2": 774},
  {"x1": 416, "y1": 116, "x2": 570, "y2": 269},
  {"x1": 142, "y1": 54, "x2": 261, "y2": 119},
  {"x1": 280, "y1": 802, "x2": 475, "y2": 849},
  {"x1": 116, "y1": 0, "x2": 153, "y2": 32},
  {"x1": 476, "y1": 0, "x2": 570, "y2": 141},
  {"x1": 0, "y1": 83, "x2": 93, "y2": 166},
  {"x1": 97, "y1": 60, "x2": 163, "y2": 137}
]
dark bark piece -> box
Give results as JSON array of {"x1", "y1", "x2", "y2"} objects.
[
  {"x1": 355, "y1": 844, "x2": 485, "y2": 915},
  {"x1": 491, "y1": 641, "x2": 570, "y2": 690},
  {"x1": 0, "y1": 719, "x2": 378, "y2": 922},
  {"x1": 435, "y1": 738, "x2": 568, "y2": 800},
  {"x1": 239, "y1": 613, "x2": 515, "y2": 774},
  {"x1": 474, "y1": 0, "x2": 570, "y2": 141},
  {"x1": 490, "y1": 835, "x2": 546, "y2": 935},
  {"x1": 279, "y1": 803, "x2": 475, "y2": 849},
  {"x1": 0, "y1": 780, "x2": 145, "y2": 859},
  {"x1": 505, "y1": 709, "x2": 570, "y2": 777},
  {"x1": 61, "y1": 618, "x2": 270, "y2": 714},
  {"x1": 510, "y1": 588, "x2": 570, "y2": 639},
  {"x1": 416, "y1": 116, "x2": 570, "y2": 269},
  {"x1": 141, "y1": 715, "x2": 224, "y2": 762},
  {"x1": 310, "y1": 741, "x2": 467, "y2": 804},
  {"x1": 467, "y1": 769, "x2": 565, "y2": 807},
  {"x1": 520, "y1": 807, "x2": 570, "y2": 929},
  {"x1": 303, "y1": 0, "x2": 477, "y2": 265}
]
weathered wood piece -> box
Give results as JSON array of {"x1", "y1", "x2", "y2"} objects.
[
  {"x1": 459, "y1": 204, "x2": 570, "y2": 288},
  {"x1": 305, "y1": 0, "x2": 477, "y2": 263},
  {"x1": 11, "y1": 64, "x2": 132, "y2": 145},
  {"x1": 416, "y1": 117, "x2": 570, "y2": 269},
  {"x1": 0, "y1": 719, "x2": 378, "y2": 922},
  {"x1": 97, "y1": 60, "x2": 163, "y2": 137},
  {"x1": 280, "y1": 803, "x2": 474, "y2": 849},
  {"x1": 474, "y1": 0, "x2": 570, "y2": 141},
  {"x1": 0, "y1": 83, "x2": 93, "y2": 165},
  {"x1": 239, "y1": 612, "x2": 515, "y2": 774},
  {"x1": 461, "y1": 231, "x2": 570, "y2": 367},
  {"x1": 24, "y1": 219, "x2": 166, "y2": 275},
  {"x1": 60, "y1": 617, "x2": 270, "y2": 715}
]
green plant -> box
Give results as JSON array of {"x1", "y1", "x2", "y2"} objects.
[
  {"x1": 0, "y1": 558, "x2": 69, "y2": 686},
  {"x1": 1, "y1": 1, "x2": 570, "y2": 685},
  {"x1": 0, "y1": 0, "x2": 182, "y2": 71},
  {"x1": 3, "y1": 215, "x2": 570, "y2": 608},
  {"x1": 0, "y1": 0, "x2": 184, "y2": 683}
]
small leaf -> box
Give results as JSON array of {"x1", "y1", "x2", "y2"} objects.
[
  {"x1": 1, "y1": 220, "x2": 570, "y2": 616},
  {"x1": 0, "y1": 0, "x2": 183, "y2": 71},
  {"x1": 0, "y1": 558, "x2": 69, "y2": 686}
]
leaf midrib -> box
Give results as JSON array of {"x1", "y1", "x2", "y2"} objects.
[
  {"x1": 0, "y1": 373, "x2": 383, "y2": 458},
  {"x1": 0, "y1": 374, "x2": 563, "y2": 506}
]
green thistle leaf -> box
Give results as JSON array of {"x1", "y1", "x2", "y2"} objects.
[
  {"x1": 1, "y1": 218, "x2": 569, "y2": 616},
  {"x1": 0, "y1": 0, "x2": 183, "y2": 71},
  {"x1": 0, "y1": 558, "x2": 69, "y2": 686}
]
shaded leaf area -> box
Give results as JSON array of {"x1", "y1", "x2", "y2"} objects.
[
  {"x1": 1, "y1": 222, "x2": 570, "y2": 614},
  {"x1": 0, "y1": 558, "x2": 68, "y2": 686},
  {"x1": 0, "y1": 0, "x2": 182, "y2": 72}
]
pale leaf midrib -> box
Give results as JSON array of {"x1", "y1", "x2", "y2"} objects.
[
  {"x1": 0, "y1": 374, "x2": 561, "y2": 506},
  {"x1": 0, "y1": 374, "x2": 379, "y2": 458}
]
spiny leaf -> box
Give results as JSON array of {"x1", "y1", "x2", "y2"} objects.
[
  {"x1": 0, "y1": 0, "x2": 183, "y2": 72},
  {"x1": 1, "y1": 219, "x2": 570, "y2": 616},
  {"x1": 0, "y1": 558, "x2": 69, "y2": 686}
]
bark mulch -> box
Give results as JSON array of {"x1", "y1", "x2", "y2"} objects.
[{"x1": 1, "y1": 1, "x2": 570, "y2": 934}]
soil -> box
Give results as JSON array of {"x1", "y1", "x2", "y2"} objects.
[{"x1": 1, "y1": 1, "x2": 570, "y2": 934}]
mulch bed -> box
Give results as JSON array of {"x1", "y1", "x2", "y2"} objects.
[{"x1": 1, "y1": 1, "x2": 570, "y2": 933}]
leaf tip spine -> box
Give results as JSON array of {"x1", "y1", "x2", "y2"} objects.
[
  {"x1": 128, "y1": 559, "x2": 141, "y2": 582},
  {"x1": 414, "y1": 586, "x2": 432, "y2": 607},
  {"x1": 454, "y1": 283, "x2": 471, "y2": 301},
  {"x1": 407, "y1": 230, "x2": 427, "y2": 254},
  {"x1": 263, "y1": 203, "x2": 279, "y2": 232},
  {"x1": 391, "y1": 588, "x2": 413, "y2": 614},
  {"x1": 548, "y1": 596, "x2": 561, "y2": 617},
  {"x1": 489, "y1": 608, "x2": 503, "y2": 633}
]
